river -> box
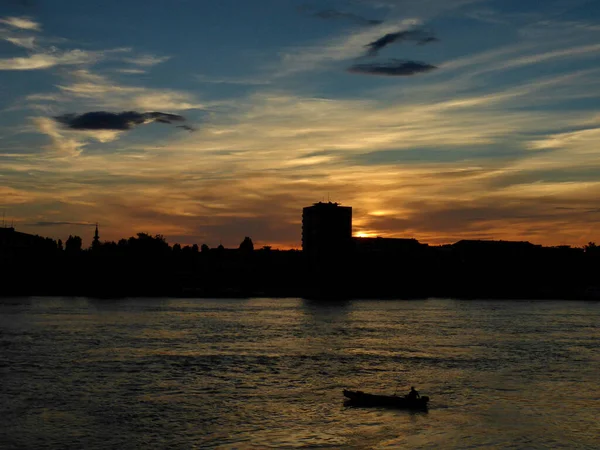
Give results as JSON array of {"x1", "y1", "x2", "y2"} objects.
[{"x1": 1, "y1": 297, "x2": 599, "y2": 449}]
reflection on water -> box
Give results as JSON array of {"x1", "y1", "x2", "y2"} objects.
[{"x1": 1, "y1": 297, "x2": 599, "y2": 449}]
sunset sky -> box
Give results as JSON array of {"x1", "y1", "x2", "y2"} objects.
[{"x1": 2, "y1": 0, "x2": 600, "y2": 249}]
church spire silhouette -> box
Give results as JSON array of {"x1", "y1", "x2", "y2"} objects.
[{"x1": 92, "y1": 222, "x2": 100, "y2": 249}]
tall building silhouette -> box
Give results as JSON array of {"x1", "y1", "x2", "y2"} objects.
[{"x1": 302, "y1": 201, "x2": 352, "y2": 269}]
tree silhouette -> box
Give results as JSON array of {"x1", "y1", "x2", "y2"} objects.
[
  {"x1": 239, "y1": 236, "x2": 254, "y2": 252},
  {"x1": 65, "y1": 235, "x2": 82, "y2": 253},
  {"x1": 585, "y1": 242, "x2": 599, "y2": 255}
]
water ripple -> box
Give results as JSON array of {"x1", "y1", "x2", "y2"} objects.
[{"x1": 1, "y1": 298, "x2": 599, "y2": 449}]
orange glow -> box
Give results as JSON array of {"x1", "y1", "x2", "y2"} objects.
[{"x1": 354, "y1": 232, "x2": 377, "y2": 238}]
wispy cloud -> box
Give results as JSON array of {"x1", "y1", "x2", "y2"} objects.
[
  {"x1": 122, "y1": 54, "x2": 171, "y2": 67},
  {"x1": 275, "y1": 19, "x2": 420, "y2": 76},
  {"x1": 114, "y1": 68, "x2": 147, "y2": 74},
  {"x1": 0, "y1": 16, "x2": 163, "y2": 77},
  {"x1": 486, "y1": 43, "x2": 600, "y2": 73},
  {"x1": 4, "y1": 36, "x2": 36, "y2": 49},
  {"x1": 32, "y1": 221, "x2": 94, "y2": 226},
  {"x1": 0, "y1": 49, "x2": 102, "y2": 70},
  {"x1": 32, "y1": 117, "x2": 87, "y2": 156},
  {"x1": 0, "y1": 16, "x2": 41, "y2": 31},
  {"x1": 0, "y1": 18, "x2": 131, "y2": 72},
  {"x1": 348, "y1": 59, "x2": 437, "y2": 76},
  {"x1": 49, "y1": 69, "x2": 205, "y2": 111}
]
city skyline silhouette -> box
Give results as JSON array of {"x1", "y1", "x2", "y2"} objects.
[{"x1": 2, "y1": 201, "x2": 599, "y2": 300}]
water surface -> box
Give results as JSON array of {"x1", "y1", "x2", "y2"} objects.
[{"x1": 1, "y1": 297, "x2": 599, "y2": 448}]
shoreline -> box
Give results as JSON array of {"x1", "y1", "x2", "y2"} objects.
[{"x1": 2, "y1": 290, "x2": 598, "y2": 301}]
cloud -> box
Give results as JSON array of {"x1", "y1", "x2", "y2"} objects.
[
  {"x1": 0, "y1": 49, "x2": 102, "y2": 70},
  {"x1": 114, "y1": 68, "x2": 147, "y2": 74},
  {"x1": 362, "y1": 198, "x2": 597, "y2": 240},
  {"x1": 311, "y1": 9, "x2": 383, "y2": 26},
  {"x1": 0, "y1": 19, "x2": 132, "y2": 73},
  {"x1": 275, "y1": 19, "x2": 420, "y2": 76},
  {"x1": 32, "y1": 221, "x2": 94, "y2": 226},
  {"x1": 4, "y1": 36, "x2": 37, "y2": 49},
  {"x1": 484, "y1": 43, "x2": 600, "y2": 74},
  {"x1": 51, "y1": 69, "x2": 205, "y2": 111},
  {"x1": 0, "y1": 46, "x2": 130, "y2": 71},
  {"x1": 122, "y1": 54, "x2": 171, "y2": 67},
  {"x1": 0, "y1": 16, "x2": 41, "y2": 31},
  {"x1": 32, "y1": 108, "x2": 190, "y2": 156},
  {"x1": 32, "y1": 117, "x2": 85, "y2": 156},
  {"x1": 365, "y1": 29, "x2": 438, "y2": 56},
  {"x1": 54, "y1": 111, "x2": 186, "y2": 131},
  {"x1": 347, "y1": 59, "x2": 437, "y2": 76}
]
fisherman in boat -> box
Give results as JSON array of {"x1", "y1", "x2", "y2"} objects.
[{"x1": 406, "y1": 386, "x2": 420, "y2": 401}]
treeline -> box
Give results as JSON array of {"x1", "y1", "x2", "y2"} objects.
[
  {"x1": 1, "y1": 233, "x2": 303, "y2": 297},
  {"x1": 1, "y1": 232, "x2": 600, "y2": 299}
]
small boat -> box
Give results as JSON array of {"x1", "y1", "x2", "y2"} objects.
[{"x1": 343, "y1": 389, "x2": 429, "y2": 410}]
